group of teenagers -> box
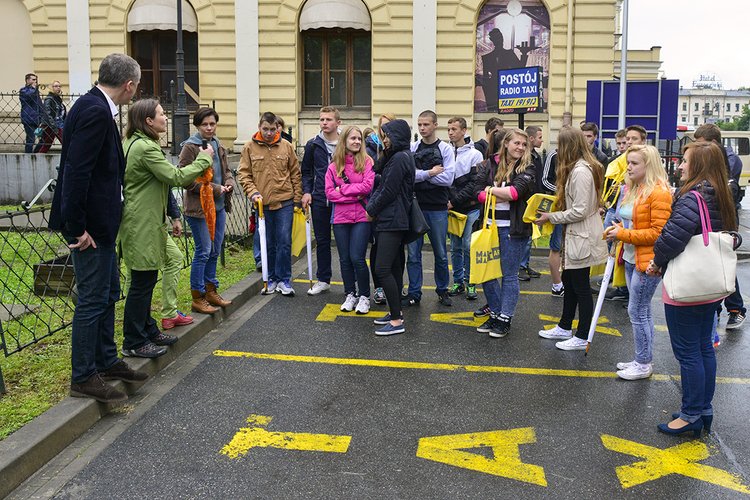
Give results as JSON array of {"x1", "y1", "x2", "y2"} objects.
[{"x1": 237, "y1": 105, "x2": 741, "y2": 437}]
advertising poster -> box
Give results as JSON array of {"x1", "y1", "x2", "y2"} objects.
[{"x1": 475, "y1": 0, "x2": 550, "y2": 113}]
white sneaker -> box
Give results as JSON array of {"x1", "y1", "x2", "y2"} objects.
[
  {"x1": 538, "y1": 325, "x2": 573, "y2": 340},
  {"x1": 340, "y1": 293, "x2": 357, "y2": 312},
  {"x1": 262, "y1": 281, "x2": 277, "y2": 295},
  {"x1": 555, "y1": 336, "x2": 588, "y2": 350},
  {"x1": 355, "y1": 296, "x2": 371, "y2": 314},
  {"x1": 277, "y1": 281, "x2": 295, "y2": 296},
  {"x1": 616, "y1": 360, "x2": 638, "y2": 370},
  {"x1": 307, "y1": 281, "x2": 331, "y2": 296},
  {"x1": 617, "y1": 362, "x2": 653, "y2": 380}
]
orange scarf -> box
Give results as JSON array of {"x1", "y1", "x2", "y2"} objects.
[{"x1": 197, "y1": 153, "x2": 216, "y2": 241}]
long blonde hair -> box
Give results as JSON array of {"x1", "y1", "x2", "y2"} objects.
[
  {"x1": 332, "y1": 126, "x2": 367, "y2": 177},
  {"x1": 621, "y1": 145, "x2": 668, "y2": 205},
  {"x1": 494, "y1": 128, "x2": 531, "y2": 184},
  {"x1": 555, "y1": 127, "x2": 604, "y2": 211}
]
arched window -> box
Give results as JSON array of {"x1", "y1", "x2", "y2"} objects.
[
  {"x1": 475, "y1": 0, "x2": 550, "y2": 113},
  {"x1": 300, "y1": 0, "x2": 371, "y2": 108},
  {"x1": 128, "y1": 0, "x2": 200, "y2": 105}
]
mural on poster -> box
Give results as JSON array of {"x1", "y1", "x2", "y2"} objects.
[{"x1": 475, "y1": 0, "x2": 550, "y2": 113}]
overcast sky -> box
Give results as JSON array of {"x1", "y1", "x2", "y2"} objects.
[{"x1": 628, "y1": 0, "x2": 749, "y2": 89}]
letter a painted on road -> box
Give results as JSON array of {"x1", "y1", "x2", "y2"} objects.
[
  {"x1": 221, "y1": 414, "x2": 352, "y2": 459},
  {"x1": 416, "y1": 428, "x2": 547, "y2": 486}
]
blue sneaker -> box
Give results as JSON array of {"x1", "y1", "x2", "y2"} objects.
[
  {"x1": 375, "y1": 322, "x2": 405, "y2": 336},
  {"x1": 373, "y1": 313, "x2": 403, "y2": 325}
]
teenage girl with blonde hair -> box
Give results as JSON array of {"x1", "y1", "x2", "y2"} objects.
[{"x1": 605, "y1": 144, "x2": 672, "y2": 379}]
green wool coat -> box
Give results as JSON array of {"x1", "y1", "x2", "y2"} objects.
[{"x1": 118, "y1": 130, "x2": 211, "y2": 270}]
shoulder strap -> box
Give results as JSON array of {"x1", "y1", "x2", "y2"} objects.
[
  {"x1": 691, "y1": 191, "x2": 712, "y2": 244},
  {"x1": 124, "y1": 137, "x2": 143, "y2": 162}
]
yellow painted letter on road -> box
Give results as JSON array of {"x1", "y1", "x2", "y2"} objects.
[
  {"x1": 316, "y1": 303, "x2": 383, "y2": 322},
  {"x1": 416, "y1": 428, "x2": 546, "y2": 486},
  {"x1": 601, "y1": 434, "x2": 750, "y2": 494},
  {"x1": 221, "y1": 414, "x2": 351, "y2": 459},
  {"x1": 430, "y1": 312, "x2": 485, "y2": 328}
]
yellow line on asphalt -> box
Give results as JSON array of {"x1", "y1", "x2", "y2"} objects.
[
  {"x1": 292, "y1": 279, "x2": 551, "y2": 295},
  {"x1": 212, "y1": 350, "x2": 750, "y2": 385}
]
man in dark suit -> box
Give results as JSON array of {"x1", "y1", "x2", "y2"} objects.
[{"x1": 49, "y1": 53, "x2": 147, "y2": 403}]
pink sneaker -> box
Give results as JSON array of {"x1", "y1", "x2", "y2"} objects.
[{"x1": 161, "y1": 311, "x2": 194, "y2": 330}]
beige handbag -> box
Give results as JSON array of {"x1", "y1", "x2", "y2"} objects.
[{"x1": 662, "y1": 192, "x2": 737, "y2": 303}]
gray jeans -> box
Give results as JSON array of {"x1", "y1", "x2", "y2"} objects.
[{"x1": 624, "y1": 261, "x2": 662, "y2": 364}]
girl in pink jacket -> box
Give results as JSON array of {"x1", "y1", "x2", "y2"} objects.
[{"x1": 325, "y1": 126, "x2": 376, "y2": 314}]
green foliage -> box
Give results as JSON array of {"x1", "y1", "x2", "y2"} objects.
[
  {"x1": 718, "y1": 104, "x2": 750, "y2": 131},
  {"x1": 0, "y1": 246, "x2": 255, "y2": 440}
]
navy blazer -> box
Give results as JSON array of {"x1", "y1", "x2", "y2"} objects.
[{"x1": 49, "y1": 87, "x2": 126, "y2": 246}]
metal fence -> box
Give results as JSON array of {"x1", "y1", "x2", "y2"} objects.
[
  {"x1": 0, "y1": 182, "x2": 252, "y2": 361},
  {"x1": 0, "y1": 85, "x2": 212, "y2": 151}
]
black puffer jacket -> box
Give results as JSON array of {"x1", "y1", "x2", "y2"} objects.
[
  {"x1": 653, "y1": 181, "x2": 727, "y2": 269},
  {"x1": 366, "y1": 119, "x2": 415, "y2": 232},
  {"x1": 473, "y1": 157, "x2": 536, "y2": 238}
]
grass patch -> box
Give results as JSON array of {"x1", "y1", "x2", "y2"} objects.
[{"x1": 0, "y1": 244, "x2": 255, "y2": 440}]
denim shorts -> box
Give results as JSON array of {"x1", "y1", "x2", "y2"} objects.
[{"x1": 549, "y1": 224, "x2": 562, "y2": 251}]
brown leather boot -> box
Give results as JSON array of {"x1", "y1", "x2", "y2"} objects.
[
  {"x1": 205, "y1": 282, "x2": 232, "y2": 307},
  {"x1": 191, "y1": 289, "x2": 219, "y2": 314}
]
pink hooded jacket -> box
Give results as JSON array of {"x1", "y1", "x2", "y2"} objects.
[{"x1": 324, "y1": 155, "x2": 375, "y2": 224}]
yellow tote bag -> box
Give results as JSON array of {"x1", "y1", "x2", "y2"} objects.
[
  {"x1": 523, "y1": 193, "x2": 557, "y2": 243},
  {"x1": 291, "y1": 207, "x2": 306, "y2": 257},
  {"x1": 447, "y1": 210, "x2": 468, "y2": 237},
  {"x1": 469, "y1": 193, "x2": 502, "y2": 284}
]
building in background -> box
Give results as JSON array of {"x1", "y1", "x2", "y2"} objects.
[
  {"x1": 678, "y1": 86, "x2": 750, "y2": 129},
  {"x1": 2, "y1": 0, "x2": 661, "y2": 151}
]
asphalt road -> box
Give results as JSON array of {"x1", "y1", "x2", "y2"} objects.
[{"x1": 12, "y1": 252, "x2": 750, "y2": 499}]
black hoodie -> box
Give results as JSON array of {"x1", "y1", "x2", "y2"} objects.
[{"x1": 366, "y1": 119, "x2": 415, "y2": 232}]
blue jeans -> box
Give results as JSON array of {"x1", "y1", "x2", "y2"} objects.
[
  {"x1": 23, "y1": 121, "x2": 37, "y2": 154},
  {"x1": 333, "y1": 222, "x2": 371, "y2": 297},
  {"x1": 449, "y1": 208, "x2": 480, "y2": 284},
  {"x1": 311, "y1": 201, "x2": 333, "y2": 283},
  {"x1": 265, "y1": 201, "x2": 294, "y2": 284},
  {"x1": 122, "y1": 269, "x2": 160, "y2": 350},
  {"x1": 665, "y1": 302, "x2": 718, "y2": 423},
  {"x1": 549, "y1": 224, "x2": 562, "y2": 252},
  {"x1": 407, "y1": 209, "x2": 450, "y2": 297},
  {"x1": 186, "y1": 208, "x2": 226, "y2": 292},
  {"x1": 624, "y1": 262, "x2": 661, "y2": 364},
  {"x1": 70, "y1": 245, "x2": 120, "y2": 384},
  {"x1": 519, "y1": 237, "x2": 532, "y2": 268},
  {"x1": 482, "y1": 227, "x2": 525, "y2": 318},
  {"x1": 603, "y1": 207, "x2": 618, "y2": 251}
]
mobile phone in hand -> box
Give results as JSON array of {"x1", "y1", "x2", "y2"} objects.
[{"x1": 201, "y1": 139, "x2": 208, "y2": 150}]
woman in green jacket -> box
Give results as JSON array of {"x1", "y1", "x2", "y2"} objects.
[{"x1": 119, "y1": 99, "x2": 213, "y2": 359}]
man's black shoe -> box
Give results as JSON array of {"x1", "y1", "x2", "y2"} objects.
[
  {"x1": 100, "y1": 360, "x2": 148, "y2": 383},
  {"x1": 517, "y1": 268, "x2": 531, "y2": 281},
  {"x1": 489, "y1": 316, "x2": 511, "y2": 338},
  {"x1": 150, "y1": 331, "x2": 178, "y2": 346},
  {"x1": 604, "y1": 287, "x2": 629, "y2": 302},
  {"x1": 70, "y1": 373, "x2": 127, "y2": 403},
  {"x1": 526, "y1": 266, "x2": 541, "y2": 278},
  {"x1": 474, "y1": 303, "x2": 491, "y2": 317},
  {"x1": 401, "y1": 294, "x2": 421, "y2": 307},
  {"x1": 122, "y1": 342, "x2": 168, "y2": 359},
  {"x1": 438, "y1": 291, "x2": 453, "y2": 306}
]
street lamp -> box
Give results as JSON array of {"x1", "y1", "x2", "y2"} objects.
[{"x1": 172, "y1": 0, "x2": 190, "y2": 154}]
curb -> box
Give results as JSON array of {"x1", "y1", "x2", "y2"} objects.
[{"x1": 0, "y1": 269, "x2": 268, "y2": 499}]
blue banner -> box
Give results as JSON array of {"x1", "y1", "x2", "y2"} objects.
[{"x1": 497, "y1": 66, "x2": 542, "y2": 114}]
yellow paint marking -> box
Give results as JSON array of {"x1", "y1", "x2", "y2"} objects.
[
  {"x1": 214, "y1": 350, "x2": 679, "y2": 381},
  {"x1": 601, "y1": 434, "x2": 750, "y2": 494},
  {"x1": 295, "y1": 279, "x2": 552, "y2": 295},
  {"x1": 431, "y1": 312, "x2": 485, "y2": 328},
  {"x1": 220, "y1": 414, "x2": 351, "y2": 459},
  {"x1": 315, "y1": 303, "x2": 384, "y2": 322},
  {"x1": 655, "y1": 325, "x2": 668, "y2": 332},
  {"x1": 417, "y1": 428, "x2": 546, "y2": 486},
  {"x1": 539, "y1": 314, "x2": 622, "y2": 337}
]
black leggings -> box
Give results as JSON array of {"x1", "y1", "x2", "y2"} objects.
[
  {"x1": 370, "y1": 239, "x2": 380, "y2": 289},
  {"x1": 560, "y1": 267, "x2": 593, "y2": 339},
  {"x1": 373, "y1": 231, "x2": 406, "y2": 319}
]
